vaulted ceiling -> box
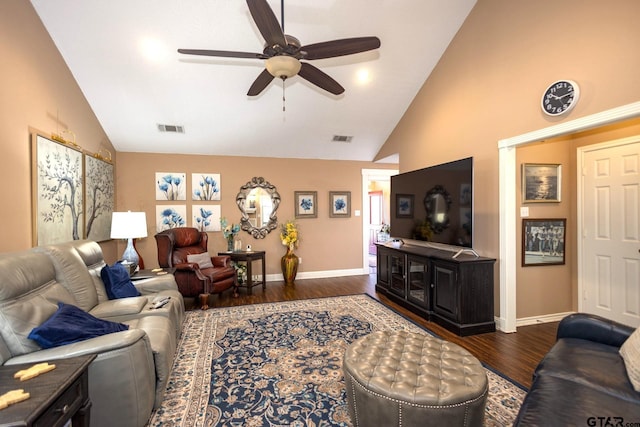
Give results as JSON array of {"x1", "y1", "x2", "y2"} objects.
[{"x1": 31, "y1": 0, "x2": 476, "y2": 161}]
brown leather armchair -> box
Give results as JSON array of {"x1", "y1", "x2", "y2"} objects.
[{"x1": 155, "y1": 227, "x2": 237, "y2": 309}]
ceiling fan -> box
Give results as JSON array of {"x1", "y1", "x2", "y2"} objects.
[{"x1": 177, "y1": 0, "x2": 381, "y2": 96}]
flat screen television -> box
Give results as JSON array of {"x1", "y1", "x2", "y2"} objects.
[{"x1": 390, "y1": 157, "x2": 473, "y2": 248}]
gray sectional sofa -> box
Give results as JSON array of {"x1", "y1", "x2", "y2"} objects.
[{"x1": 0, "y1": 239, "x2": 185, "y2": 427}]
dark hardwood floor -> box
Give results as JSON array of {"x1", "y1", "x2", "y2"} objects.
[{"x1": 192, "y1": 274, "x2": 558, "y2": 389}]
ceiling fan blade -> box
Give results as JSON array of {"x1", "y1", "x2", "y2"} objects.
[
  {"x1": 246, "y1": 0, "x2": 287, "y2": 48},
  {"x1": 178, "y1": 48, "x2": 265, "y2": 59},
  {"x1": 301, "y1": 37, "x2": 381, "y2": 60},
  {"x1": 298, "y1": 63, "x2": 344, "y2": 95},
  {"x1": 247, "y1": 69, "x2": 275, "y2": 96}
]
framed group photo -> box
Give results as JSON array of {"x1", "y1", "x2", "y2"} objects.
[
  {"x1": 522, "y1": 163, "x2": 561, "y2": 203},
  {"x1": 522, "y1": 218, "x2": 566, "y2": 266}
]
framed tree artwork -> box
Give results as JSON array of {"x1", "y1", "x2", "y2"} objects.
[
  {"x1": 329, "y1": 191, "x2": 351, "y2": 218},
  {"x1": 522, "y1": 218, "x2": 566, "y2": 266},
  {"x1": 84, "y1": 154, "x2": 114, "y2": 242},
  {"x1": 32, "y1": 134, "x2": 84, "y2": 246}
]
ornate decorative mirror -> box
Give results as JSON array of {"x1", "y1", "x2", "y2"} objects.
[
  {"x1": 236, "y1": 177, "x2": 281, "y2": 239},
  {"x1": 424, "y1": 185, "x2": 452, "y2": 234}
]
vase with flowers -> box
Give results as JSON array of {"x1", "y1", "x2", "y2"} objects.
[
  {"x1": 280, "y1": 220, "x2": 299, "y2": 284},
  {"x1": 220, "y1": 217, "x2": 240, "y2": 252}
]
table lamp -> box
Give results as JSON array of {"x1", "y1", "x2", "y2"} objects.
[{"x1": 110, "y1": 211, "x2": 148, "y2": 270}]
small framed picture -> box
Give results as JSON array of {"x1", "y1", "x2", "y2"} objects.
[
  {"x1": 329, "y1": 191, "x2": 351, "y2": 218},
  {"x1": 395, "y1": 194, "x2": 414, "y2": 218},
  {"x1": 522, "y1": 218, "x2": 566, "y2": 266},
  {"x1": 522, "y1": 163, "x2": 561, "y2": 203},
  {"x1": 294, "y1": 191, "x2": 317, "y2": 219}
]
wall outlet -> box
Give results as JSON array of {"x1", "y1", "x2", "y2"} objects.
[{"x1": 298, "y1": 257, "x2": 302, "y2": 265}]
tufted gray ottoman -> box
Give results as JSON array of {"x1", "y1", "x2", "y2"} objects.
[{"x1": 343, "y1": 330, "x2": 488, "y2": 426}]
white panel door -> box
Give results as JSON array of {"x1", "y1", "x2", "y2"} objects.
[{"x1": 580, "y1": 137, "x2": 640, "y2": 327}]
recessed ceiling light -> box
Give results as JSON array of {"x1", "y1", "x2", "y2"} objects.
[
  {"x1": 356, "y1": 69, "x2": 371, "y2": 84},
  {"x1": 139, "y1": 37, "x2": 168, "y2": 63}
]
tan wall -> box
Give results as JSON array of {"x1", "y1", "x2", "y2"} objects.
[
  {"x1": 0, "y1": 0, "x2": 117, "y2": 259},
  {"x1": 377, "y1": 0, "x2": 640, "y2": 318},
  {"x1": 116, "y1": 152, "x2": 393, "y2": 274}
]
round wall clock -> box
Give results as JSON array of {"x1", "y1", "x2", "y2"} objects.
[{"x1": 541, "y1": 80, "x2": 580, "y2": 116}]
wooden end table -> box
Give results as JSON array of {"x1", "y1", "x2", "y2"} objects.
[
  {"x1": 218, "y1": 250, "x2": 266, "y2": 294},
  {"x1": 130, "y1": 267, "x2": 176, "y2": 281},
  {"x1": 0, "y1": 354, "x2": 96, "y2": 427}
]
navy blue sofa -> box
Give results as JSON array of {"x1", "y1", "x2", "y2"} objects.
[{"x1": 515, "y1": 313, "x2": 640, "y2": 426}]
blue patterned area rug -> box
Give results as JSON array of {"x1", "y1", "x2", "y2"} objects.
[{"x1": 148, "y1": 295, "x2": 526, "y2": 426}]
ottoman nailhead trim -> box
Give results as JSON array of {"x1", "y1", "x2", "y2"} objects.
[
  {"x1": 348, "y1": 378, "x2": 361, "y2": 427},
  {"x1": 346, "y1": 372, "x2": 489, "y2": 410}
]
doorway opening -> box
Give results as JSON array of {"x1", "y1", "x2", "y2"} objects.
[{"x1": 362, "y1": 168, "x2": 398, "y2": 275}]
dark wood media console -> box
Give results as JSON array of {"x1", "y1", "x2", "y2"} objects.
[{"x1": 375, "y1": 243, "x2": 496, "y2": 336}]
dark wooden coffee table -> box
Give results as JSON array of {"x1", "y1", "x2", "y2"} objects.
[
  {"x1": 0, "y1": 354, "x2": 96, "y2": 427},
  {"x1": 218, "y1": 250, "x2": 266, "y2": 294}
]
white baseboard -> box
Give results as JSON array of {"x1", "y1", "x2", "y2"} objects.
[
  {"x1": 496, "y1": 311, "x2": 575, "y2": 333},
  {"x1": 263, "y1": 268, "x2": 368, "y2": 283},
  {"x1": 515, "y1": 311, "x2": 575, "y2": 327}
]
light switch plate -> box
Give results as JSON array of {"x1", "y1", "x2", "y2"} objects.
[{"x1": 520, "y1": 207, "x2": 529, "y2": 217}]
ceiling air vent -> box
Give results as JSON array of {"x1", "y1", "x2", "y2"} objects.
[
  {"x1": 157, "y1": 124, "x2": 185, "y2": 133},
  {"x1": 332, "y1": 135, "x2": 353, "y2": 143}
]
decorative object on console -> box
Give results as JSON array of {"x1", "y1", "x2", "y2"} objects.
[
  {"x1": 156, "y1": 205, "x2": 187, "y2": 232},
  {"x1": 31, "y1": 134, "x2": 83, "y2": 246},
  {"x1": 192, "y1": 173, "x2": 221, "y2": 200},
  {"x1": 329, "y1": 191, "x2": 351, "y2": 218},
  {"x1": 155, "y1": 172, "x2": 186, "y2": 201},
  {"x1": 236, "y1": 177, "x2": 281, "y2": 239},
  {"x1": 220, "y1": 217, "x2": 241, "y2": 252},
  {"x1": 390, "y1": 239, "x2": 404, "y2": 249},
  {"x1": 280, "y1": 220, "x2": 299, "y2": 284},
  {"x1": 522, "y1": 218, "x2": 566, "y2": 266},
  {"x1": 110, "y1": 211, "x2": 148, "y2": 270},
  {"x1": 541, "y1": 79, "x2": 579, "y2": 116},
  {"x1": 294, "y1": 191, "x2": 317, "y2": 219},
  {"x1": 522, "y1": 163, "x2": 561, "y2": 203}
]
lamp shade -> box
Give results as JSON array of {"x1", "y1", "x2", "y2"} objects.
[
  {"x1": 265, "y1": 55, "x2": 301, "y2": 78},
  {"x1": 110, "y1": 211, "x2": 148, "y2": 239}
]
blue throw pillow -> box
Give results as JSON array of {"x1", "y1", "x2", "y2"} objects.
[
  {"x1": 100, "y1": 262, "x2": 141, "y2": 299},
  {"x1": 28, "y1": 302, "x2": 129, "y2": 349}
]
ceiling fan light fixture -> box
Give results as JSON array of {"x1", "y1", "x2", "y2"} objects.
[{"x1": 265, "y1": 55, "x2": 301, "y2": 78}]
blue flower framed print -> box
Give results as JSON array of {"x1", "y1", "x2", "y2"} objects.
[
  {"x1": 329, "y1": 191, "x2": 351, "y2": 218},
  {"x1": 294, "y1": 191, "x2": 317, "y2": 219},
  {"x1": 396, "y1": 194, "x2": 414, "y2": 218}
]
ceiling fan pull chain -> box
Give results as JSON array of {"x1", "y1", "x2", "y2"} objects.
[{"x1": 282, "y1": 77, "x2": 286, "y2": 112}]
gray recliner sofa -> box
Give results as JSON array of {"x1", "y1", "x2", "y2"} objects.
[{"x1": 0, "y1": 240, "x2": 185, "y2": 427}]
